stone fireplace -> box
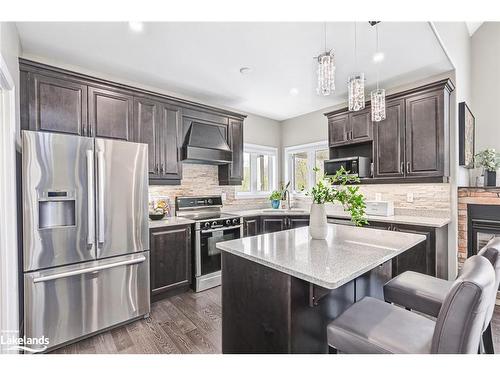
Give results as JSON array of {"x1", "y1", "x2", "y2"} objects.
[{"x1": 458, "y1": 187, "x2": 500, "y2": 268}]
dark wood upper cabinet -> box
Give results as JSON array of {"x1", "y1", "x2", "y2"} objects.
[
  {"x1": 134, "y1": 97, "x2": 160, "y2": 175},
  {"x1": 325, "y1": 79, "x2": 454, "y2": 184},
  {"x1": 150, "y1": 224, "x2": 192, "y2": 301},
  {"x1": 219, "y1": 118, "x2": 244, "y2": 185},
  {"x1": 405, "y1": 90, "x2": 446, "y2": 178},
  {"x1": 25, "y1": 72, "x2": 88, "y2": 136},
  {"x1": 349, "y1": 108, "x2": 372, "y2": 143},
  {"x1": 88, "y1": 86, "x2": 133, "y2": 141},
  {"x1": 373, "y1": 99, "x2": 405, "y2": 178},
  {"x1": 158, "y1": 102, "x2": 183, "y2": 181},
  {"x1": 328, "y1": 113, "x2": 349, "y2": 146}
]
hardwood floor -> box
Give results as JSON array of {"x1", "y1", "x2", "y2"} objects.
[
  {"x1": 52, "y1": 287, "x2": 222, "y2": 354},
  {"x1": 52, "y1": 287, "x2": 500, "y2": 354}
]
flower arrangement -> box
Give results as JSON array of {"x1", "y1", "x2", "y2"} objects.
[
  {"x1": 302, "y1": 167, "x2": 367, "y2": 227},
  {"x1": 475, "y1": 148, "x2": 500, "y2": 172}
]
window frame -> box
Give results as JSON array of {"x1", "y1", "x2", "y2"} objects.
[
  {"x1": 284, "y1": 141, "x2": 329, "y2": 194},
  {"x1": 236, "y1": 143, "x2": 278, "y2": 199}
]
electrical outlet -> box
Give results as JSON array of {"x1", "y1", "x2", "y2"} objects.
[
  {"x1": 375, "y1": 193, "x2": 382, "y2": 201},
  {"x1": 221, "y1": 192, "x2": 227, "y2": 201},
  {"x1": 406, "y1": 192, "x2": 414, "y2": 203}
]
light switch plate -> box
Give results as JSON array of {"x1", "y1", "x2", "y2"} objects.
[
  {"x1": 406, "y1": 192, "x2": 414, "y2": 203},
  {"x1": 221, "y1": 192, "x2": 227, "y2": 201}
]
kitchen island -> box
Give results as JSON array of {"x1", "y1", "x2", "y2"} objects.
[{"x1": 216, "y1": 224, "x2": 426, "y2": 353}]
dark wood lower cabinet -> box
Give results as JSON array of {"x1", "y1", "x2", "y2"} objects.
[
  {"x1": 150, "y1": 224, "x2": 192, "y2": 301},
  {"x1": 243, "y1": 216, "x2": 261, "y2": 237},
  {"x1": 260, "y1": 215, "x2": 310, "y2": 234}
]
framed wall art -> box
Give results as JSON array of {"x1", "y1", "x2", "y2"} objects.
[{"x1": 459, "y1": 101, "x2": 475, "y2": 168}]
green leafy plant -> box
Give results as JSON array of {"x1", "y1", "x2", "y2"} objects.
[
  {"x1": 269, "y1": 191, "x2": 282, "y2": 201},
  {"x1": 475, "y1": 148, "x2": 500, "y2": 172},
  {"x1": 301, "y1": 166, "x2": 368, "y2": 226}
]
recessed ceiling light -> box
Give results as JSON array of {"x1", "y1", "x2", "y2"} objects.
[
  {"x1": 128, "y1": 22, "x2": 144, "y2": 33},
  {"x1": 373, "y1": 52, "x2": 385, "y2": 63},
  {"x1": 289, "y1": 88, "x2": 299, "y2": 96},
  {"x1": 239, "y1": 67, "x2": 252, "y2": 75}
]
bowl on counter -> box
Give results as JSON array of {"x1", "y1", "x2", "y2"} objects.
[{"x1": 149, "y1": 212, "x2": 165, "y2": 221}]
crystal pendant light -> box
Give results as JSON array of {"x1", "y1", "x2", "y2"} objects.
[
  {"x1": 371, "y1": 22, "x2": 386, "y2": 122},
  {"x1": 316, "y1": 23, "x2": 335, "y2": 96},
  {"x1": 348, "y1": 23, "x2": 365, "y2": 111}
]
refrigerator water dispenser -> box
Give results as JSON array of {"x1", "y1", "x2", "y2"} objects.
[{"x1": 38, "y1": 191, "x2": 76, "y2": 229}]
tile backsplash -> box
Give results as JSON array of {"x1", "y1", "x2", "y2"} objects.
[
  {"x1": 148, "y1": 164, "x2": 270, "y2": 212},
  {"x1": 150, "y1": 164, "x2": 451, "y2": 217}
]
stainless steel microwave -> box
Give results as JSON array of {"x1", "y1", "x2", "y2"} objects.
[{"x1": 324, "y1": 156, "x2": 371, "y2": 178}]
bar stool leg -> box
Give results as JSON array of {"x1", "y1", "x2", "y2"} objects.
[{"x1": 482, "y1": 323, "x2": 495, "y2": 354}]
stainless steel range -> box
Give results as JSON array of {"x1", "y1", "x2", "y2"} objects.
[{"x1": 175, "y1": 196, "x2": 242, "y2": 292}]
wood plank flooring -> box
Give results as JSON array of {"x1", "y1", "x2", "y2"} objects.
[
  {"x1": 52, "y1": 287, "x2": 222, "y2": 354},
  {"x1": 52, "y1": 287, "x2": 500, "y2": 354}
]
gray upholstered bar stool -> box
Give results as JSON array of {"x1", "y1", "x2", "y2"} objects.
[
  {"x1": 383, "y1": 238, "x2": 500, "y2": 353},
  {"x1": 326, "y1": 255, "x2": 495, "y2": 354}
]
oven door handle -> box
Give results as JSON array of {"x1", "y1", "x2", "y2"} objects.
[{"x1": 200, "y1": 225, "x2": 242, "y2": 234}]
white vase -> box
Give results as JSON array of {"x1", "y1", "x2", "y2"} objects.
[{"x1": 309, "y1": 203, "x2": 328, "y2": 239}]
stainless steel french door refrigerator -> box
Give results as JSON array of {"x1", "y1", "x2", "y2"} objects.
[{"x1": 22, "y1": 130, "x2": 150, "y2": 352}]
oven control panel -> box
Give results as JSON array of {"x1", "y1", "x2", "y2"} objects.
[{"x1": 197, "y1": 217, "x2": 242, "y2": 230}]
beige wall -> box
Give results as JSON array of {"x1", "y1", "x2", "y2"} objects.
[{"x1": 471, "y1": 22, "x2": 500, "y2": 153}]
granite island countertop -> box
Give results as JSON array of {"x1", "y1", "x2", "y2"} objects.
[
  {"x1": 216, "y1": 224, "x2": 426, "y2": 289},
  {"x1": 222, "y1": 208, "x2": 450, "y2": 228}
]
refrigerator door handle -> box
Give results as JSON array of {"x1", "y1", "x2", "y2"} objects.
[
  {"x1": 32, "y1": 256, "x2": 147, "y2": 283},
  {"x1": 97, "y1": 150, "x2": 105, "y2": 245},
  {"x1": 86, "y1": 150, "x2": 95, "y2": 249}
]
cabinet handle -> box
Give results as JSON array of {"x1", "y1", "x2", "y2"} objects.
[
  {"x1": 406, "y1": 162, "x2": 411, "y2": 174},
  {"x1": 350, "y1": 130, "x2": 353, "y2": 140},
  {"x1": 345, "y1": 132, "x2": 349, "y2": 141},
  {"x1": 400, "y1": 162, "x2": 404, "y2": 174},
  {"x1": 161, "y1": 164, "x2": 165, "y2": 174},
  {"x1": 155, "y1": 164, "x2": 159, "y2": 174}
]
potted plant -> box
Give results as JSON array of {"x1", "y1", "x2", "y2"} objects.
[
  {"x1": 475, "y1": 148, "x2": 500, "y2": 187},
  {"x1": 269, "y1": 190, "x2": 282, "y2": 209},
  {"x1": 302, "y1": 167, "x2": 367, "y2": 239}
]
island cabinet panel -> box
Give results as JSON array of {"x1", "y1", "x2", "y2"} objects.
[
  {"x1": 219, "y1": 118, "x2": 244, "y2": 185},
  {"x1": 405, "y1": 90, "x2": 445, "y2": 178},
  {"x1": 24, "y1": 72, "x2": 88, "y2": 136},
  {"x1": 243, "y1": 216, "x2": 261, "y2": 237},
  {"x1": 221, "y1": 252, "x2": 355, "y2": 354},
  {"x1": 150, "y1": 225, "x2": 192, "y2": 301},
  {"x1": 373, "y1": 99, "x2": 405, "y2": 178},
  {"x1": 88, "y1": 86, "x2": 134, "y2": 141}
]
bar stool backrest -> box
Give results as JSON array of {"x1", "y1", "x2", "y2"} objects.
[{"x1": 431, "y1": 255, "x2": 495, "y2": 353}]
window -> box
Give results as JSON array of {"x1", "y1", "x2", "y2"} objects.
[
  {"x1": 284, "y1": 141, "x2": 329, "y2": 193},
  {"x1": 236, "y1": 144, "x2": 278, "y2": 197}
]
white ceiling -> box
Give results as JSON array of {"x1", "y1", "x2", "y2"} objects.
[{"x1": 16, "y1": 22, "x2": 452, "y2": 121}]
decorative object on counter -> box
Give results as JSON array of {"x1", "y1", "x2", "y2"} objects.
[
  {"x1": 348, "y1": 22, "x2": 365, "y2": 111},
  {"x1": 269, "y1": 191, "x2": 281, "y2": 209},
  {"x1": 475, "y1": 148, "x2": 500, "y2": 187},
  {"x1": 476, "y1": 174, "x2": 485, "y2": 187},
  {"x1": 459, "y1": 102, "x2": 475, "y2": 168},
  {"x1": 149, "y1": 196, "x2": 171, "y2": 220},
  {"x1": 370, "y1": 22, "x2": 386, "y2": 122},
  {"x1": 302, "y1": 167, "x2": 367, "y2": 239},
  {"x1": 315, "y1": 22, "x2": 335, "y2": 96}
]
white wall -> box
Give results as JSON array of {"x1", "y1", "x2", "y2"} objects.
[
  {"x1": 432, "y1": 22, "x2": 472, "y2": 279},
  {"x1": 0, "y1": 21, "x2": 21, "y2": 352},
  {"x1": 471, "y1": 22, "x2": 500, "y2": 153}
]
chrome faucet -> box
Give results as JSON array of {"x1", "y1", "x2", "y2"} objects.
[{"x1": 282, "y1": 189, "x2": 291, "y2": 210}]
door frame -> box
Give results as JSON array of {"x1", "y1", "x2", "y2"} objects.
[{"x1": 0, "y1": 53, "x2": 19, "y2": 352}]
